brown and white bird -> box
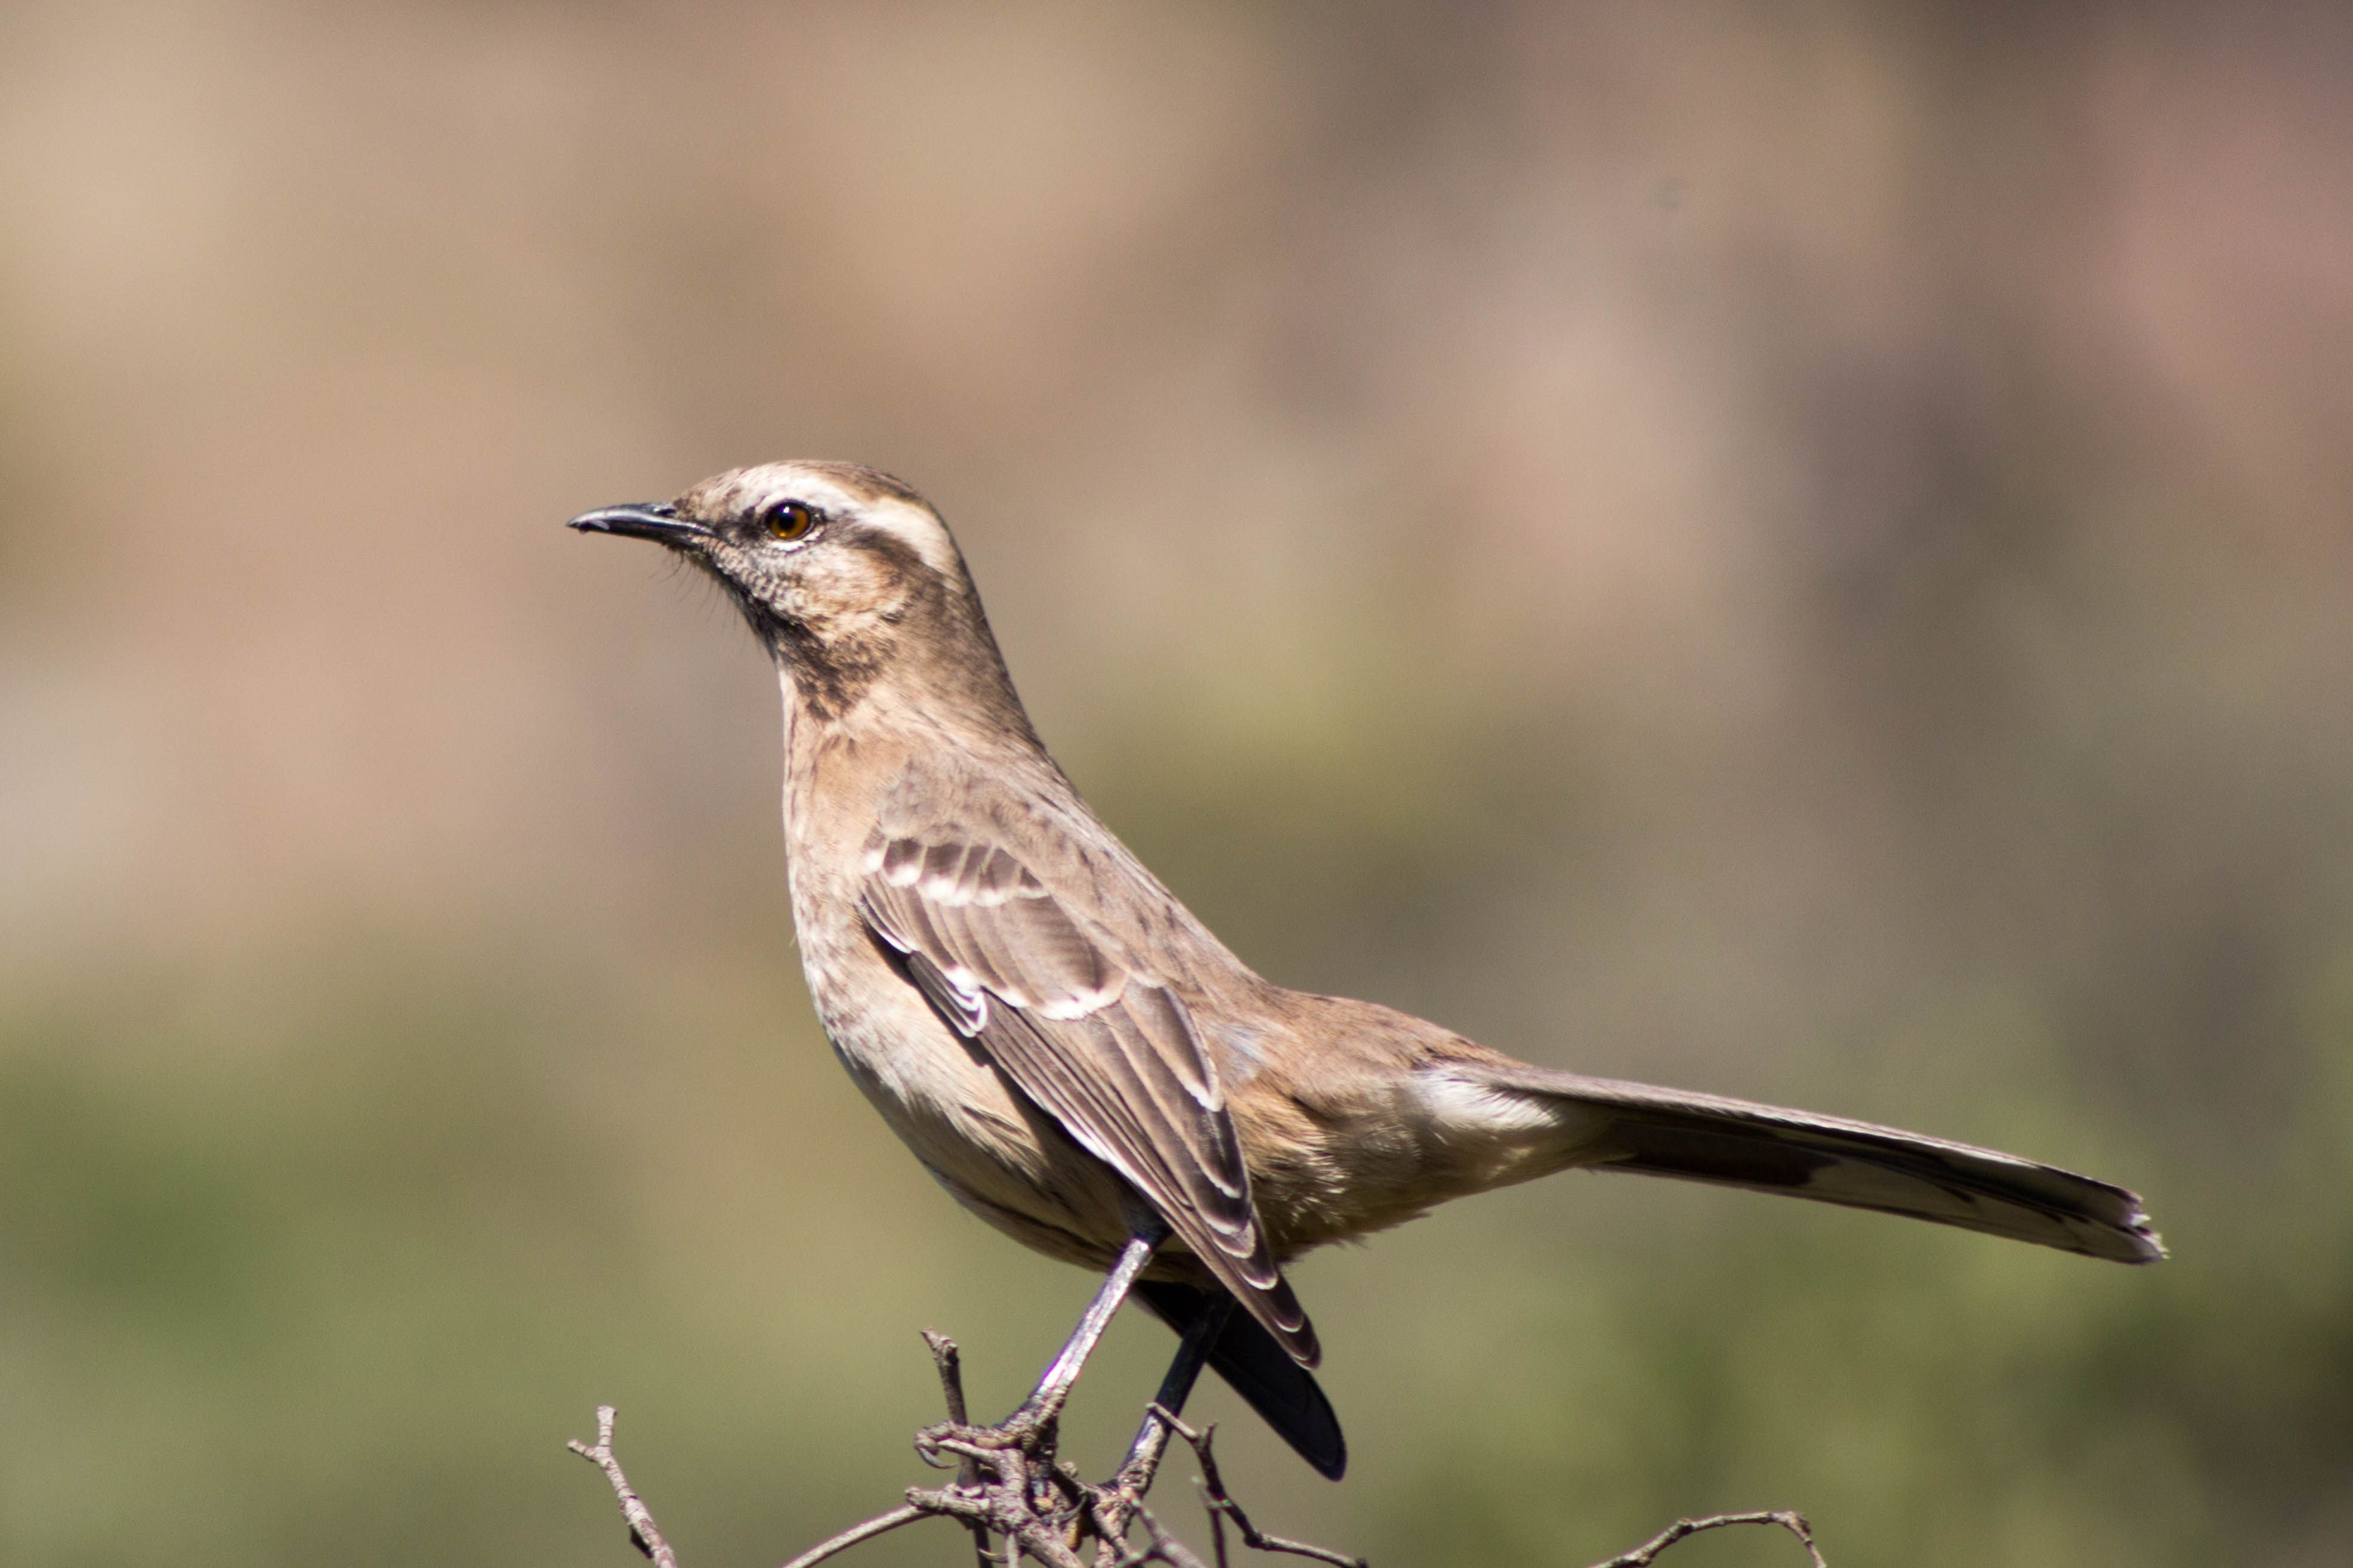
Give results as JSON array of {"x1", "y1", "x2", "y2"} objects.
[{"x1": 570, "y1": 462, "x2": 2161, "y2": 1481}]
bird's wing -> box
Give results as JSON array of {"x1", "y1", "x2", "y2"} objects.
[
  {"x1": 857, "y1": 829, "x2": 1318, "y2": 1365},
  {"x1": 1134, "y1": 1280, "x2": 1345, "y2": 1479}
]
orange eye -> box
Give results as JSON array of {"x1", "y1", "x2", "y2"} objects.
[{"x1": 767, "y1": 501, "x2": 817, "y2": 541}]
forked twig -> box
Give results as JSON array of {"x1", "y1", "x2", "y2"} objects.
[
  {"x1": 1585, "y1": 1510, "x2": 1827, "y2": 1568},
  {"x1": 566, "y1": 1406, "x2": 681, "y2": 1568},
  {"x1": 1148, "y1": 1406, "x2": 1366, "y2": 1568},
  {"x1": 924, "y1": 1329, "x2": 998, "y2": 1568},
  {"x1": 1103, "y1": 1502, "x2": 1209, "y2": 1568}
]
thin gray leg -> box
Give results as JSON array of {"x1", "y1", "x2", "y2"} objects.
[
  {"x1": 1119, "y1": 1292, "x2": 1232, "y2": 1479},
  {"x1": 1020, "y1": 1228, "x2": 1162, "y2": 1421}
]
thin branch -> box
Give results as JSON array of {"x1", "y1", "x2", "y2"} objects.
[
  {"x1": 925, "y1": 1331, "x2": 997, "y2": 1568},
  {"x1": 1585, "y1": 1510, "x2": 1826, "y2": 1568},
  {"x1": 567, "y1": 1406, "x2": 682, "y2": 1568},
  {"x1": 1104, "y1": 1503, "x2": 1211, "y2": 1568},
  {"x1": 1149, "y1": 1407, "x2": 1366, "y2": 1568},
  {"x1": 774, "y1": 1505, "x2": 928, "y2": 1568}
]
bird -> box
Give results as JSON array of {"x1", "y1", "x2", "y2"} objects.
[{"x1": 569, "y1": 460, "x2": 2162, "y2": 1483}]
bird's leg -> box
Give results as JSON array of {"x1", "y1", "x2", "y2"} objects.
[
  {"x1": 1061, "y1": 1297, "x2": 1232, "y2": 1558},
  {"x1": 1107, "y1": 1292, "x2": 1228, "y2": 1499},
  {"x1": 1024, "y1": 1229, "x2": 1162, "y2": 1424},
  {"x1": 918, "y1": 1225, "x2": 1164, "y2": 1464}
]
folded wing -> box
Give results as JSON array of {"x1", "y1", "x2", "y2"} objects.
[{"x1": 860, "y1": 831, "x2": 1320, "y2": 1365}]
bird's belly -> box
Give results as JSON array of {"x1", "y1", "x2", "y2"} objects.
[{"x1": 805, "y1": 947, "x2": 1135, "y2": 1270}]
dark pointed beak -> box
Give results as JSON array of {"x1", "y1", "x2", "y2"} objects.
[{"x1": 566, "y1": 501, "x2": 714, "y2": 546}]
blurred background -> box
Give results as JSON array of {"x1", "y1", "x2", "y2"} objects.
[{"x1": 2, "y1": 2, "x2": 2349, "y2": 1564}]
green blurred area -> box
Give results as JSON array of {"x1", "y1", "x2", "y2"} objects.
[{"x1": 4, "y1": 2, "x2": 2351, "y2": 1565}]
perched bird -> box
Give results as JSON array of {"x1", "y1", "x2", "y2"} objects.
[{"x1": 570, "y1": 462, "x2": 2161, "y2": 1481}]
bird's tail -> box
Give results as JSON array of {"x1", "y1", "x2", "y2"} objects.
[
  {"x1": 1134, "y1": 1280, "x2": 1347, "y2": 1480},
  {"x1": 1437, "y1": 1061, "x2": 2164, "y2": 1264}
]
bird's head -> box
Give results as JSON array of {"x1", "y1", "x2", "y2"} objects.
[{"x1": 570, "y1": 461, "x2": 1030, "y2": 729}]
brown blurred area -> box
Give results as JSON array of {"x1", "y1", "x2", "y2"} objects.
[{"x1": 2, "y1": 2, "x2": 2349, "y2": 1563}]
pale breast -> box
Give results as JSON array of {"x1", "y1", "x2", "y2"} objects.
[{"x1": 781, "y1": 729, "x2": 1138, "y2": 1270}]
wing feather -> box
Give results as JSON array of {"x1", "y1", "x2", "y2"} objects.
[{"x1": 860, "y1": 827, "x2": 1316, "y2": 1363}]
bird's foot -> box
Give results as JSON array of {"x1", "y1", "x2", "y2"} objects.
[
  {"x1": 894, "y1": 1334, "x2": 1361, "y2": 1568},
  {"x1": 915, "y1": 1387, "x2": 1063, "y2": 1470}
]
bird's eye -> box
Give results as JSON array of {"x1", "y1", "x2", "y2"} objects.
[{"x1": 766, "y1": 501, "x2": 818, "y2": 542}]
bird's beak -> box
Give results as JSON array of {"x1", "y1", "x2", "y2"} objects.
[{"x1": 566, "y1": 501, "x2": 714, "y2": 546}]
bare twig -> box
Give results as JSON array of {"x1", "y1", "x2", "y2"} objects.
[
  {"x1": 1149, "y1": 1406, "x2": 1366, "y2": 1568},
  {"x1": 1103, "y1": 1502, "x2": 1210, "y2": 1568},
  {"x1": 566, "y1": 1406, "x2": 681, "y2": 1568},
  {"x1": 774, "y1": 1505, "x2": 928, "y2": 1568},
  {"x1": 1584, "y1": 1510, "x2": 1826, "y2": 1568},
  {"x1": 925, "y1": 1330, "x2": 997, "y2": 1568}
]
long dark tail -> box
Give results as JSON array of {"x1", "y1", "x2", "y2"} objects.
[
  {"x1": 1134, "y1": 1279, "x2": 1347, "y2": 1480},
  {"x1": 1447, "y1": 1062, "x2": 2164, "y2": 1264}
]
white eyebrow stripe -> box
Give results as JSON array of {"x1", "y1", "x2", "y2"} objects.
[
  {"x1": 718, "y1": 470, "x2": 860, "y2": 518},
  {"x1": 851, "y1": 498, "x2": 962, "y2": 578}
]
